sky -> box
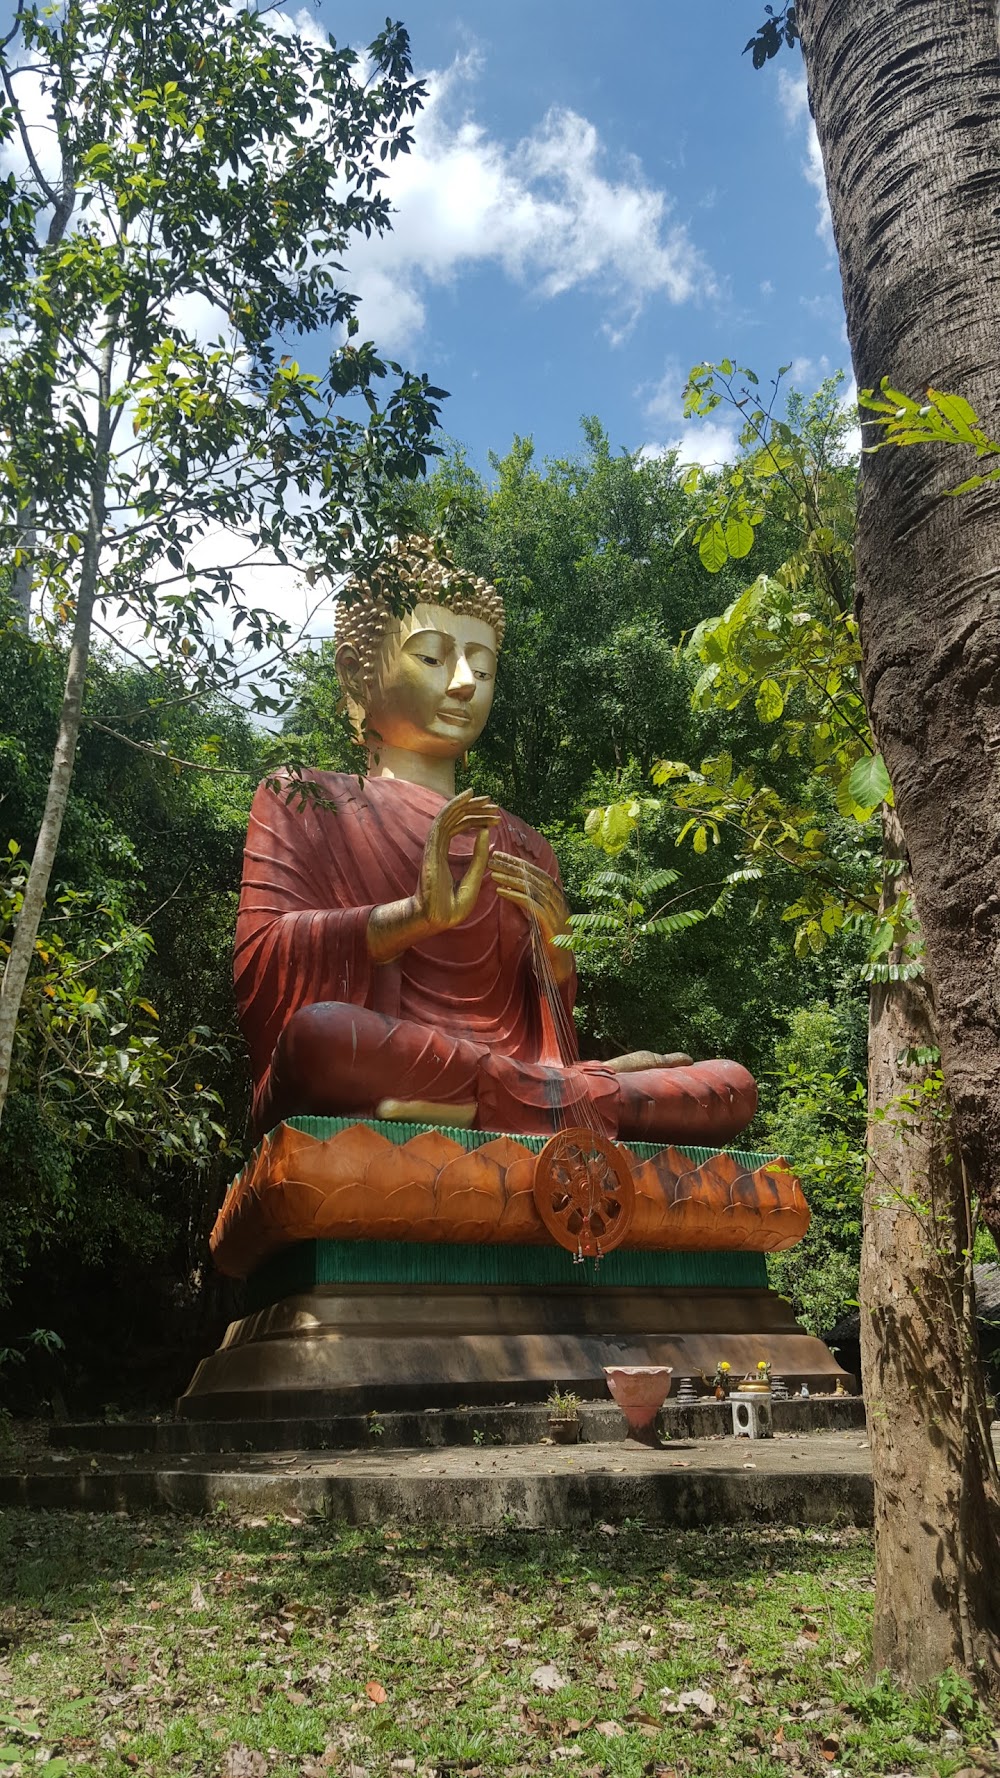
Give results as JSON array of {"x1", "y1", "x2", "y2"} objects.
[{"x1": 313, "y1": 0, "x2": 851, "y2": 476}]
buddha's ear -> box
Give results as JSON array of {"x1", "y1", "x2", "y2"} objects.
[{"x1": 334, "y1": 642, "x2": 369, "y2": 748}]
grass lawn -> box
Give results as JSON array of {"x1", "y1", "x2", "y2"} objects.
[{"x1": 0, "y1": 1513, "x2": 996, "y2": 1778}]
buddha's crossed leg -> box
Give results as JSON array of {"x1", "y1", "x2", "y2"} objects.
[{"x1": 257, "y1": 1000, "x2": 756, "y2": 1147}]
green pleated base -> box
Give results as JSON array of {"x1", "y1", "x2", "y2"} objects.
[
  {"x1": 246, "y1": 1239, "x2": 769, "y2": 1311},
  {"x1": 244, "y1": 1116, "x2": 774, "y2": 1311},
  {"x1": 277, "y1": 1114, "x2": 774, "y2": 1173}
]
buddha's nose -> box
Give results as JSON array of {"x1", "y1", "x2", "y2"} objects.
[{"x1": 447, "y1": 655, "x2": 477, "y2": 699}]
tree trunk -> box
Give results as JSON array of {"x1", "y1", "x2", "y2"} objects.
[
  {"x1": 0, "y1": 330, "x2": 114, "y2": 1127},
  {"x1": 862, "y1": 812, "x2": 1000, "y2": 1687},
  {"x1": 796, "y1": 0, "x2": 1000, "y2": 1232},
  {"x1": 9, "y1": 500, "x2": 36, "y2": 629}
]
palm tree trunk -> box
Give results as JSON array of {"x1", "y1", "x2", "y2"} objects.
[
  {"x1": 796, "y1": 0, "x2": 1000, "y2": 1233},
  {"x1": 862, "y1": 812, "x2": 1000, "y2": 1687},
  {"x1": 795, "y1": 3, "x2": 1000, "y2": 1681}
]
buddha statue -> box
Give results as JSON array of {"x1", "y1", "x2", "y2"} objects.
[
  {"x1": 234, "y1": 538, "x2": 757, "y2": 1147},
  {"x1": 179, "y1": 538, "x2": 847, "y2": 1423}
]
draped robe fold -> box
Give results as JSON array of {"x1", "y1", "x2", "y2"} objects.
[{"x1": 234, "y1": 772, "x2": 757, "y2": 1144}]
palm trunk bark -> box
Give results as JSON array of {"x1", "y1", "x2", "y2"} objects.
[
  {"x1": 862, "y1": 812, "x2": 1000, "y2": 1687},
  {"x1": 796, "y1": 2, "x2": 1000, "y2": 1682},
  {"x1": 796, "y1": 0, "x2": 1000, "y2": 1232},
  {"x1": 0, "y1": 329, "x2": 114, "y2": 1126}
]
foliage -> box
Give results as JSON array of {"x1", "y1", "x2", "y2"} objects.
[
  {"x1": 1, "y1": 842, "x2": 226, "y2": 1159},
  {"x1": 763, "y1": 1002, "x2": 867, "y2": 1335},
  {"x1": 2, "y1": 1511, "x2": 996, "y2": 1775},
  {"x1": 0, "y1": 838, "x2": 226, "y2": 1302},
  {"x1": 744, "y1": 5, "x2": 799, "y2": 68},
  {"x1": 581, "y1": 365, "x2": 907, "y2": 972},
  {"x1": 546, "y1": 1384, "x2": 581, "y2": 1418},
  {"x1": 565, "y1": 851, "x2": 705, "y2": 960},
  {"x1": 859, "y1": 380, "x2": 1000, "y2": 497},
  {"x1": 0, "y1": 618, "x2": 261, "y2": 1356}
]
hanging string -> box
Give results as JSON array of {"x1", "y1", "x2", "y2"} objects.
[{"x1": 517, "y1": 858, "x2": 620, "y2": 1263}]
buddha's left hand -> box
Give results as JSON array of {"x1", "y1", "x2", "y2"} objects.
[{"x1": 489, "y1": 852, "x2": 573, "y2": 984}]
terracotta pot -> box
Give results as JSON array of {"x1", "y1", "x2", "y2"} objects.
[
  {"x1": 548, "y1": 1416, "x2": 581, "y2": 1445},
  {"x1": 603, "y1": 1365, "x2": 674, "y2": 1447}
]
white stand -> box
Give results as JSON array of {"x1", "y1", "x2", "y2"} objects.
[{"x1": 731, "y1": 1391, "x2": 773, "y2": 1439}]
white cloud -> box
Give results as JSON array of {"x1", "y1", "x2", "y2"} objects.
[
  {"x1": 777, "y1": 70, "x2": 833, "y2": 249},
  {"x1": 840, "y1": 373, "x2": 862, "y2": 459},
  {"x1": 638, "y1": 422, "x2": 738, "y2": 471},
  {"x1": 345, "y1": 55, "x2": 714, "y2": 352},
  {"x1": 788, "y1": 352, "x2": 831, "y2": 388},
  {"x1": 637, "y1": 360, "x2": 738, "y2": 468}
]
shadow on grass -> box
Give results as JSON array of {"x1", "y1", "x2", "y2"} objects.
[{"x1": 0, "y1": 1509, "x2": 870, "y2": 1643}]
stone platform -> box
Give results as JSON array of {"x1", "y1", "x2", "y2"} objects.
[{"x1": 0, "y1": 1416, "x2": 874, "y2": 1526}]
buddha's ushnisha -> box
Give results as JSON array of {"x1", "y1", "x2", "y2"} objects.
[{"x1": 234, "y1": 537, "x2": 757, "y2": 1141}]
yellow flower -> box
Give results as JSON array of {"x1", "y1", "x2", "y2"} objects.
[{"x1": 719, "y1": 1361, "x2": 731, "y2": 1372}]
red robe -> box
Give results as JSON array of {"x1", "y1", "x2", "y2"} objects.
[{"x1": 234, "y1": 772, "x2": 756, "y2": 1144}]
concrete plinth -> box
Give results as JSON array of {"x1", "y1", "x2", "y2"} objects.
[{"x1": 179, "y1": 1281, "x2": 852, "y2": 1420}]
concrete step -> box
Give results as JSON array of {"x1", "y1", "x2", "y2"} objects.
[
  {"x1": 47, "y1": 1394, "x2": 865, "y2": 1455},
  {"x1": 0, "y1": 1432, "x2": 874, "y2": 1526}
]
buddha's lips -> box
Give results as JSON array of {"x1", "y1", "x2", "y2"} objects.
[{"x1": 437, "y1": 709, "x2": 473, "y2": 725}]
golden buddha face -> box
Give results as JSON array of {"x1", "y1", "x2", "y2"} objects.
[{"x1": 338, "y1": 600, "x2": 498, "y2": 758}]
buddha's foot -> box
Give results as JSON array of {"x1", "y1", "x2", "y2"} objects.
[
  {"x1": 374, "y1": 1097, "x2": 478, "y2": 1128},
  {"x1": 605, "y1": 1050, "x2": 694, "y2": 1074}
]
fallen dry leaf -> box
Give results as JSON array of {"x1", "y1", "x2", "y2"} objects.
[
  {"x1": 627, "y1": 1710, "x2": 662, "y2": 1730},
  {"x1": 660, "y1": 1687, "x2": 716, "y2": 1717},
  {"x1": 300, "y1": 1756, "x2": 339, "y2": 1778},
  {"x1": 531, "y1": 1664, "x2": 569, "y2": 1694},
  {"x1": 220, "y1": 1747, "x2": 268, "y2": 1778},
  {"x1": 595, "y1": 1721, "x2": 625, "y2": 1739},
  {"x1": 190, "y1": 1581, "x2": 208, "y2": 1612},
  {"x1": 365, "y1": 1680, "x2": 387, "y2": 1705}
]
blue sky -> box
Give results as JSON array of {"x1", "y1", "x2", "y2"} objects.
[{"x1": 315, "y1": 0, "x2": 851, "y2": 475}]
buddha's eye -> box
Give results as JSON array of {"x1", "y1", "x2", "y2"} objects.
[
  {"x1": 473, "y1": 669, "x2": 493, "y2": 682},
  {"x1": 415, "y1": 652, "x2": 442, "y2": 668}
]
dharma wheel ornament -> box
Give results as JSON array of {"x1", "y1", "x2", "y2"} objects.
[{"x1": 532, "y1": 1127, "x2": 635, "y2": 1258}]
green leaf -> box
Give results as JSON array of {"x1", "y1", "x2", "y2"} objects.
[
  {"x1": 754, "y1": 678, "x2": 785, "y2": 723},
  {"x1": 698, "y1": 521, "x2": 729, "y2": 573},
  {"x1": 927, "y1": 388, "x2": 992, "y2": 448},
  {"x1": 848, "y1": 752, "x2": 892, "y2": 812},
  {"x1": 725, "y1": 515, "x2": 754, "y2": 559}
]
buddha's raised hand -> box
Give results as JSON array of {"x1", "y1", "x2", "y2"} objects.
[
  {"x1": 419, "y1": 790, "x2": 501, "y2": 930},
  {"x1": 489, "y1": 851, "x2": 573, "y2": 985},
  {"x1": 368, "y1": 789, "x2": 500, "y2": 964}
]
